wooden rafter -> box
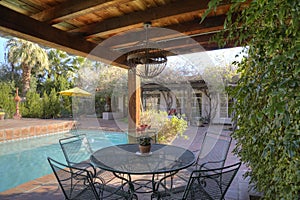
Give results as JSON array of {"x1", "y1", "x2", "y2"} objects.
[{"x1": 0, "y1": 0, "x2": 250, "y2": 67}]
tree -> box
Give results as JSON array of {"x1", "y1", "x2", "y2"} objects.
[
  {"x1": 5, "y1": 38, "x2": 49, "y2": 97},
  {"x1": 45, "y1": 49, "x2": 83, "y2": 85},
  {"x1": 92, "y1": 62, "x2": 127, "y2": 96},
  {"x1": 78, "y1": 61, "x2": 127, "y2": 114},
  {"x1": 204, "y1": 0, "x2": 300, "y2": 198},
  {"x1": 38, "y1": 49, "x2": 73, "y2": 94},
  {"x1": 0, "y1": 63, "x2": 22, "y2": 85},
  {"x1": 202, "y1": 65, "x2": 238, "y2": 123},
  {"x1": 40, "y1": 49, "x2": 86, "y2": 117}
]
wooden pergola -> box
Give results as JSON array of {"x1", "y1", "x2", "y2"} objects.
[{"x1": 0, "y1": 0, "x2": 248, "y2": 141}]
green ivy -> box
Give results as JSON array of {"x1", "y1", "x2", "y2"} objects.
[{"x1": 203, "y1": 0, "x2": 300, "y2": 199}]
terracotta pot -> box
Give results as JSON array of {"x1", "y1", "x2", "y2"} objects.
[{"x1": 139, "y1": 144, "x2": 151, "y2": 153}]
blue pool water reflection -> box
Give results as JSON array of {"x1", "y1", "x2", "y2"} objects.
[{"x1": 0, "y1": 130, "x2": 128, "y2": 192}]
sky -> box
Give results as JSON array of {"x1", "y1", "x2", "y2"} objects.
[{"x1": 0, "y1": 37, "x2": 7, "y2": 64}]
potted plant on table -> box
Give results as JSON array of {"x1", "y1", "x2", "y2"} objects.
[{"x1": 138, "y1": 136, "x2": 152, "y2": 154}]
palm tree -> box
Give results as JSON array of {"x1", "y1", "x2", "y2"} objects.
[
  {"x1": 5, "y1": 38, "x2": 49, "y2": 97},
  {"x1": 47, "y1": 49, "x2": 79, "y2": 79}
]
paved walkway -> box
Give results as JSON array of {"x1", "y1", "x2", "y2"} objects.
[{"x1": 0, "y1": 118, "x2": 250, "y2": 200}]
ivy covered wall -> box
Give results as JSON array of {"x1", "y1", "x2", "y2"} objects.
[{"x1": 204, "y1": 0, "x2": 299, "y2": 198}]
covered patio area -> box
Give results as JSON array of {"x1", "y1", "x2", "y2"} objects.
[
  {"x1": 0, "y1": 0, "x2": 248, "y2": 136},
  {"x1": 1, "y1": 0, "x2": 298, "y2": 199},
  {"x1": 0, "y1": 119, "x2": 250, "y2": 200}
]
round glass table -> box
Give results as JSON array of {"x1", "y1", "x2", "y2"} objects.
[{"x1": 90, "y1": 144, "x2": 195, "y2": 193}]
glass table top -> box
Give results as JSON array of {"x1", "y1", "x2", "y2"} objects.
[{"x1": 91, "y1": 144, "x2": 195, "y2": 175}]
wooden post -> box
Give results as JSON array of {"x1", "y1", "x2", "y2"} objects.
[{"x1": 128, "y1": 68, "x2": 141, "y2": 143}]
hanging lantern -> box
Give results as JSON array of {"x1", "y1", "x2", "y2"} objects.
[{"x1": 127, "y1": 22, "x2": 167, "y2": 79}]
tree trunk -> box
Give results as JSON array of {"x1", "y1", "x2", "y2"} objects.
[
  {"x1": 162, "y1": 91, "x2": 173, "y2": 111},
  {"x1": 22, "y1": 64, "x2": 32, "y2": 97},
  {"x1": 105, "y1": 96, "x2": 112, "y2": 112},
  {"x1": 10, "y1": 63, "x2": 15, "y2": 81}
]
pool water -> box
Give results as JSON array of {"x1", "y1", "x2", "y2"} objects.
[{"x1": 0, "y1": 130, "x2": 128, "y2": 192}]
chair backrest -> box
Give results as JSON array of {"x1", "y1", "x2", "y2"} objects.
[
  {"x1": 47, "y1": 157, "x2": 100, "y2": 200},
  {"x1": 59, "y1": 134, "x2": 93, "y2": 166},
  {"x1": 196, "y1": 132, "x2": 232, "y2": 170},
  {"x1": 183, "y1": 162, "x2": 241, "y2": 200}
]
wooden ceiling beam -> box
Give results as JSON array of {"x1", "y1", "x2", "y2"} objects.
[
  {"x1": 70, "y1": 0, "x2": 213, "y2": 36},
  {"x1": 166, "y1": 15, "x2": 227, "y2": 34},
  {"x1": 105, "y1": 15, "x2": 227, "y2": 50},
  {"x1": 113, "y1": 31, "x2": 230, "y2": 66},
  {"x1": 111, "y1": 30, "x2": 224, "y2": 54},
  {"x1": 31, "y1": 0, "x2": 134, "y2": 24},
  {"x1": 0, "y1": 5, "x2": 129, "y2": 69},
  {"x1": 160, "y1": 33, "x2": 215, "y2": 48},
  {"x1": 0, "y1": 0, "x2": 40, "y2": 15},
  {"x1": 83, "y1": 5, "x2": 232, "y2": 42}
]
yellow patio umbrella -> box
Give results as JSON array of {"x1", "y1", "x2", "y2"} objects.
[{"x1": 58, "y1": 87, "x2": 92, "y2": 97}]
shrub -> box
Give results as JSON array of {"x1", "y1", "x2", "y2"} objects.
[
  {"x1": 140, "y1": 109, "x2": 168, "y2": 128},
  {"x1": 21, "y1": 90, "x2": 43, "y2": 118},
  {"x1": 42, "y1": 88, "x2": 60, "y2": 118},
  {"x1": 140, "y1": 110, "x2": 188, "y2": 143},
  {"x1": 0, "y1": 82, "x2": 17, "y2": 118},
  {"x1": 157, "y1": 116, "x2": 188, "y2": 143}
]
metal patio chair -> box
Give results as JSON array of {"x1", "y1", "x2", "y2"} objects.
[
  {"x1": 59, "y1": 134, "x2": 116, "y2": 183},
  {"x1": 151, "y1": 162, "x2": 241, "y2": 200},
  {"x1": 48, "y1": 157, "x2": 137, "y2": 200},
  {"x1": 194, "y1": 132, "x2": 232, "y2": 170},
  {"x1": 175, "y1": 131, "x2": 232, "y2": 182}
]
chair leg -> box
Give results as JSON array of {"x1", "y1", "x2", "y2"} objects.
[
  {"x1": 131, "y1": 193, "x2": 138, "y2": 200},
  {"x1": 151, "y1": 193, "x2": 157, "y2": 200}
]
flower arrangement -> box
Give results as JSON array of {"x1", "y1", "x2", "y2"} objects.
[{"x1": 136, "y1": 124, "x2": 150, "y2": 132}]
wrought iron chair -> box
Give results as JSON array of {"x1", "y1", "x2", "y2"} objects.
[
  {"x1": 194, "y1": 132, "x2": 232, "y2": 170},
  {"x1": 176, "y1": 132, "x2": 232, "y2": 182},
  {"x1": 151, "y1": 162, "x2": 241, "y2": 200},
  {"x1": 48, "y1": 157, "x2": 137, "y2": 200},
  {"x1": 59, "y1": 134, "x2": 115, "y2": 183}
]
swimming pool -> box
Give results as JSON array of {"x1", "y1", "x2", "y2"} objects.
[{"x1": 0, "y1": 130, "x2": 128, "y2": 192}]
